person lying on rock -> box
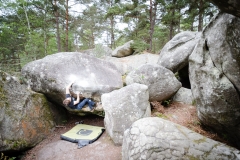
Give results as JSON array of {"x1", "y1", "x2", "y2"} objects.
[{"x1": 63, "y1": 82, "x2": 95, "y2": 112}]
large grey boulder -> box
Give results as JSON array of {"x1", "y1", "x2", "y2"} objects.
[
  {"x1": 126, "y1": 64, "x2": 182, "y2": 102},
  {"x1": 158, "y1": 31, "x2": 200, "y2": 73},
  {"x1": 104, "y1": 53, "x2": 159, "y2": 75},
  {"x1": 122, "y1": 117, "x2": 240, "y2": 160},
  {"x1": 101, "y1": 83, "x2": 151, "y2": 145},
  {"x1": 112, "y1": 40, "x2": 134, "y2": 58},
  {"x1": 189, "y1": 13, "x2": 240, "y2": 147},
  {"x1": 210, "y1": 0, "x2": 240, "y2": 18},
  {"x1": 172, "y1": 87, "x2": 193, "y2": 105},
  {"x1": 0, "y1": 71, "x2": 55, "y2": 152},
  {"x1": 21, "y1": 52, "x2": 122, "y2": 114}
]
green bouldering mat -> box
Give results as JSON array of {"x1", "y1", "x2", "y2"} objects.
[{"x1": 60, "y1": 124, "x2": 105, "y2": 148}]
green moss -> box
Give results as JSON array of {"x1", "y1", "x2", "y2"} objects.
[
  {"x1": 19, "y1": 76, "x2": 27, "y2": 84},
  {"x1": 31, "y1": 92, "x2": 53, "y2": 121},
  {"x1": 194, "y1": 137, "x2": 207, "y2": 144},
  {"x1": 5, "y1": 139, "x2": 28, "y2": 150},
  {"x1": 0, "y1": 71, "x2": 7, "y2": 81},
  {"x1": 192, "y1": 99, "x2": 196, "y2": 106},
  {"x1": 96, "y1": 110, "x2": 105, "y2": 117},
  {"x1": 0, "y1": 91, "x2": 6, "y2": 103},
  {"x1": 122, "y1": 75, "x2": 127, "y2": 86},
  {"x1": 0, "y1": 71, "x2": 12, "y2": 109},
  {"x1": 192, "y1": 119, "x2": 201, "y2": 126},
  {"x1": 156, "y1": 113, "x2": 168, "y2": 119},
  {"x1": 0, "y1": 83, "x2": 8, "y2": 108},
  {"x1": 176, "y1": 125, "x2": 188, "y2": 137},
  {"x1": 175, "y1": 72, "x2": 180, "y2": 80},
  {"x1": 187, "y1": 155, "x2": 200, "y2": 160}
]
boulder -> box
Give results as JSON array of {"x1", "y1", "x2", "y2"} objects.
[
  {"x1": 0, "y1": 71, "x2": 55, "y2": 152},
  {"x1": 122, "y1": 117, "x2": 240, "y2": 160},
  {"x1": 172, "y1": 87, "x2": 193, "y2": 105},
  {"x1": 104, "y1": 53, "x2": 159, "y2": 75},
  {"x1": 112, "y1": 40, "x2": 134, "y2": 58},
  {"x1": 210, "y1": 0, "x2": 240, "y2": 18},
  {"x1": 158, "y1": 31, "x2": 200, "y2": 73},
  {"x1": 101, "y1": 83, "x2": 151, "y2": 145},
  {"x1": 21, "y1": 52, "x2": 122, "y2": 114},
  {"x1": 81, "y1": 45, "x2": 112, "y2": 58},
  {"x1": 126, "y1": 64, "x2": 182, "y2": 102},
  {"x1": 189, "y1": 13, "x2": 240, "y2": 147}
]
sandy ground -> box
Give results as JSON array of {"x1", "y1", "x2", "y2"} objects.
[
  {"x1": 21, "y1": 102, "x2": 237, "y2": 160},
  {"x1": 22, "y1": 114, "x2": 122, "y2": 160}
]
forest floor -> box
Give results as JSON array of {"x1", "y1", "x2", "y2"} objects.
[{"x1": 21, "y1": 101, "x2": 237, "y2": 160}]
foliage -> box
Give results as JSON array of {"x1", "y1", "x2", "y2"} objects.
[
  {"x1": 0, "y1": 153, "x2": 16, "y2": 160},
  {"x1": 0, "y1": 0, "x2": 219, "y2": 73},
  {"x1": 161, "y1": 99, "x2": 172, "y2": 107},
  {"x1": 131, "y1": 39, "x2": 149, "y2": 54},
  {"x1": 73, "y1": 4, "x2": 106, "y2": 49}
]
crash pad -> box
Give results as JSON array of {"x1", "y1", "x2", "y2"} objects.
[{"x1": 60, "y1": 124, "x2": 105, "y2": 148}]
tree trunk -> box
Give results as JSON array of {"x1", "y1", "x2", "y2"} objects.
[
  {"x1": 149, "y1": 0, "x2": 153, "y2": 51},
  {"x1": 169, "y1": 1, "x2": 176, "y2": 40},
  {"x1": 23, "y1": 2, "x2": 31, "y2": 35},
  {"x1": 198, "y1": 0, "x2": 203, "y2": 31},
  {"x1": 169, "y1": 24, "x2": 174, "y2": 40},
  {"x1": 43, "y1": 0, "x2": 47, "y2": 56},
  {"x1": 54, "y1": 0, "x2": 61, "y2": 52},
  {"x1": 149, "y1": 0, "x2": 158, "y2": 52},
  {"x1": 65, "y1": 0, "x2": 69, "y2": 51},
  {"x1": 110, "y1": 15, "x2": 115, "y2": 49},
  {"x1": 91, "y1": 30, "x2": 95, "y2": 48},
  {"x1": 177, "y1": 8, "x2": 181, "y2": 32}
]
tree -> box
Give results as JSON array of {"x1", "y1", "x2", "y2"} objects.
[
  {"x1": 0, "y1": 0, "x2": 218, "y2": 73},
  {"x1": 104, "y1": 0, "x2": 121, "y2": 48},
  {"x1": 182, "y1": 0, "x2": 215, "y2": 31},
  {"x1": 74, "y1": 4, "x2": 106, "y2": 49},
  {"x1": 0, "y1": 0, "x2": 76, "y2": 72},
  {"x1": 161, "y1": 0, "x2": 186, "y2": 40},
  {"x1": 0, "y1": 1, "x2": 29, "y2": 72}
]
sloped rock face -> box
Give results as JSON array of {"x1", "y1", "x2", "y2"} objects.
[
  {"x1": 0, "y1": 71, "x2": 55, "y2": 152},
  {"x1": 158, "y1": 31, "x2": 200, "y2": 73},
  {"x1": 172, "y1": 87, "x2": 193, "y2": 105},
  {"x1": 112, "y1": 40, "x2": 134, "y2": 58},
  {"x1": 210, "y1": 0, "x2": 240, "y2": 18},
  {"x1": 101, "y1": 83, "x2": 151, "y2": 145},
  {"x1": 104, "y1": 53, "x2": 159, "y2": 75},
  {"x1": 122, "y1": 117, "x2": 240, "y2": 160},
  {"x1": 189, "y1": 13, "x2": 240, "y2": 147},
  {"x1": 21, "y1": 52, "x2": 123, "y2": 110},
  {"x1": 126, "y1": 64, "x2": 182, "y2": 102}
]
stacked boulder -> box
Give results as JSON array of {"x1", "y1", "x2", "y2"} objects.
[{"x1": 189, "y1": 13, "x2": 240, "y2": 147}]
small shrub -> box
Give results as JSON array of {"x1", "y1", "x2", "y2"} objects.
[
  {"x1": 161, "y1": 99, "x2": 172, "y2": 107},
  {"x1": 192, "y1": 99, "x2": 196, "y2": 106}
]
